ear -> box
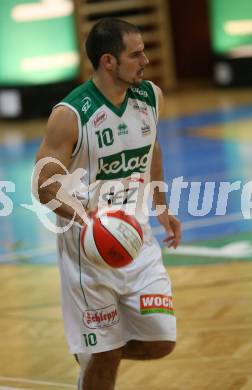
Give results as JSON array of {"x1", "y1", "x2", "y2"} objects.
[{"x1": 100, "y1": 53, "x2": 116, "y2": 71}]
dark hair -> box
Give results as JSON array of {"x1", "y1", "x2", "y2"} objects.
[{"x1": 85, "y1": 18, "x2": 140, "y2": 70}]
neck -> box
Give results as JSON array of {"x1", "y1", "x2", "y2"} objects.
[{"x1": 92, "y1": 73, "x2": 128, "y2": 108}]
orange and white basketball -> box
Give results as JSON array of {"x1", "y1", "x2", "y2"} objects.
[{"x1": 81, "y1": 209, "x2": 143, "y2": 268}]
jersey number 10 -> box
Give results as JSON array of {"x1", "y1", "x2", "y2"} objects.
[{"x1": 95, "y1": 128, "x2": 114, "y2": 148}]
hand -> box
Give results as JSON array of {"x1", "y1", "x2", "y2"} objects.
[
  {"x1": 76, "y1": 208, "x2": 98, "y2": 227},
  {"x1": 157, "y1": 210, "x2": 181, "y2": 249}
]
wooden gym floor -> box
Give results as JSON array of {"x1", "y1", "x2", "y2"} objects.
[{"x1": 0, "y1": 85, "x2": 252, "y2": 389}]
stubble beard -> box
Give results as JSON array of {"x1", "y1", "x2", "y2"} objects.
[{"x1": 115, "y1": 67, "x2": 143, "y2": 88}]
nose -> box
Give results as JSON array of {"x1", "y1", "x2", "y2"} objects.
[{"x1": 141, "y1": 52, "x2": 149, "y2": 66}]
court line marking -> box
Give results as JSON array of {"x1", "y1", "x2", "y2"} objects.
[
  {"x1": 0, "y1": 246, "x2": 55, "y2": 263},
  {"x1": 0, "y1": 377, "x2": 75, "y2": 389},
  {"x1": 0, "y1": 212, "x2": 249, "y2": 263},
  {"x1": 0, "y1": 386, "x2": 30, "y2": 390},
  {"x1": 152, "y1": 211, "x2": 245, "y2": 235}
]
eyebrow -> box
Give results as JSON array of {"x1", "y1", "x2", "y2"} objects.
[{"x1": 129, "y1": 47, "x2": 145, "y2": 56}]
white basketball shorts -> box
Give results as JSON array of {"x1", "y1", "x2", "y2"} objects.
[
  {"x1": 78, "y1": 276, "x2": 176, "y2": 354},
  {"x1": 58, "y1": 224, "x2": 176, "y2": 354},
  {"x1": 81, "y1": 278, "x2": 176, "y2": 353}
]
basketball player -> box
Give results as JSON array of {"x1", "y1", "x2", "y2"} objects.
[{"x1": 34, "y1": 18, "x2": 181, "y2": 390}]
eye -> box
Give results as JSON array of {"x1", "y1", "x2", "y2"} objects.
[{"x1": 131, "y1": 52, "x2": 142, "y2": 58}]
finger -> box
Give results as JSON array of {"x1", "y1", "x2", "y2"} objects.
[
  {"x1": 169, "y1": 240, "x2": 178, "y2": 249},
  {"x1": 171, "y1": 235, "x2": 181, "y2": 249},
  {"x1": 163, "y1": 237, "x2": 174, "y2": 244},
  {"x1": 164, "y1": 235, "x2": 181, "y2": 249},
  {"x1": 163, "y1": 234, "x2": 174, "y2": 241}
]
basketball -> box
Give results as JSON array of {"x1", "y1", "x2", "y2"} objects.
[{"x1": 81, "y1": 209, "x2": 143, "y2": 268}]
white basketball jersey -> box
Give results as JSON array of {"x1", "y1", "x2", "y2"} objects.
[
  {"x1": 56, "y1": 79, "x2": 159, "y2": 227},
  {"x1": 55, "y1": 80, "x2": 167, "y2": 294}
]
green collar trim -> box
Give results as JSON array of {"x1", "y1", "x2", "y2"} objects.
[{"x1": 89, "y1": 79, "x2": 129, "y2": 117}]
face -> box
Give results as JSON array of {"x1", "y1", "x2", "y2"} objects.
[{"x1": 114, "y1": 32, "x2": 149, "y2": 87}]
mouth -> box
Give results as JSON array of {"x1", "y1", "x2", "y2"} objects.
[{"x1": 137, "y1": 68, "x2": 144, "y2": 77}]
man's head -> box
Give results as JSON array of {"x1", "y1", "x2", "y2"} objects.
[{"x1": 85, "y1": 18, "x2": 149, "y2": 86}]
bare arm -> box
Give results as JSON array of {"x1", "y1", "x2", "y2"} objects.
[
  {"x1": 150, "y1": 86, "x2": 181, "y2": 249},
  {"x1": 33, "y1": 106, "x2": 86, "y2": 225}
]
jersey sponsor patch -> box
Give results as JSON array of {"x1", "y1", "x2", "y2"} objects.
[
  {"x1": 93, "y1": 110, "x2": 107, "y2": 128},
  {"x1": 131, "y1": 87, "x2": 148, "y2": 98},
  {"x1": 133, "y1": 101, "x2": 148, "y2": 116},
  {"x1": 118, "y1": 123, "x2": 128, "y2": 136},
  {"x1": 96, "y1": 144, "x2": 151, "y2": 180},
  {"x1": 140, "y1": 294, "x2": 174, "y2": 315},
  {"x1": 83, "y1": 304, "x2": 119, "y2": 328},
  {"x1": 141, "y1": 120, "x2": 151, "y2": 135},
  {"x1": 82, "y1": 97, "x2": 92, "y2": 113}
]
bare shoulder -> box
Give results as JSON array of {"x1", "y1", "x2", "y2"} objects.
[
  {"x1": 36, "y1": 105, "x2": 79, "y2": 165},
  {"x1": 46, "y1": 105, "x2": 78, "y2": 148}
]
